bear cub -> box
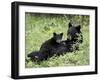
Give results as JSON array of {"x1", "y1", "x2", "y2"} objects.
[{"x1": 28, "y1": 32, "x2": 66, "y2": 62}]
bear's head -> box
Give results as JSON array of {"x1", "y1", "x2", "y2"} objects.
[
  {"x1": 67, "y1": 22, "x2": 83, "y2": 43},
  {"x1": 53, "y1": 32, "x2": 63, "y2": 44}
]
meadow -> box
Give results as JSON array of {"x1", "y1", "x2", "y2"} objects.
[{"x1": 25, "y1": 13, "x2": 89, "y2": 68}]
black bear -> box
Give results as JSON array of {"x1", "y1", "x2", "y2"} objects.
[
  {"x1": 65, "y1": 22, "x2": 83, "y2": 51},
  {"x1": 28, "y1": 32, "x2": 67, "y2": 62},
  {"x1": 67, "y1": 22, "x2": 83, "y2": 43}
]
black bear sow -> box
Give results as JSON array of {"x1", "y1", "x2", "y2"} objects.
[
  {"x1": 66, "y1": 22, "x2": 83, "y2": 50},
  {"x1": 28, "y1": 32, "x2": 64, "y2": 62},
  {"x1": 67, "y1": 22, "x2": 83, "y2": 43}
]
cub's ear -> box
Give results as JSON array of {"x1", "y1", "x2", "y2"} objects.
[
  {"x1": 60, "y1": 33, "x2": 63, "y2": 36},
  {"x1": 53, "y1": 32, "x2": 56, "y2": 36},
  {"x1": 76, "y1": 25, "x2": 81, "y2": 32},
  {"x1": 68, "y1": 22, "x2": 72, "y2": 28}
]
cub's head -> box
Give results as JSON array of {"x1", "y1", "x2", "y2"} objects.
[
  {"x1": 67, "y1": 22, "x2": 83, "y2": 43},
  {"x1": 53, "y1": 32, "x2": 63, "y2": 43}
]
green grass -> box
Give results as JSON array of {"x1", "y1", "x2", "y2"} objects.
[{"x1": 25, "y1": 13, "x2": 89, "y2": 68}]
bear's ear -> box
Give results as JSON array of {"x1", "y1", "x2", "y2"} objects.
[
  {"x1": 68, "y1": 22, "x2": 72, "y2": 28},
  {"x1": 76, "y1": 25, "x2": 81, "y2": 32},
  {"x1": 53, "y1": 32, "x2": 56, "y2": 36},
  {"x1": 60, "y1": 33, "x2": 63, "y2": 36}
]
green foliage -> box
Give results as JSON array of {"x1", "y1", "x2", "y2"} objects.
[{"x1": 25, "y1": 13, "x2": 89, "y2": 68}]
